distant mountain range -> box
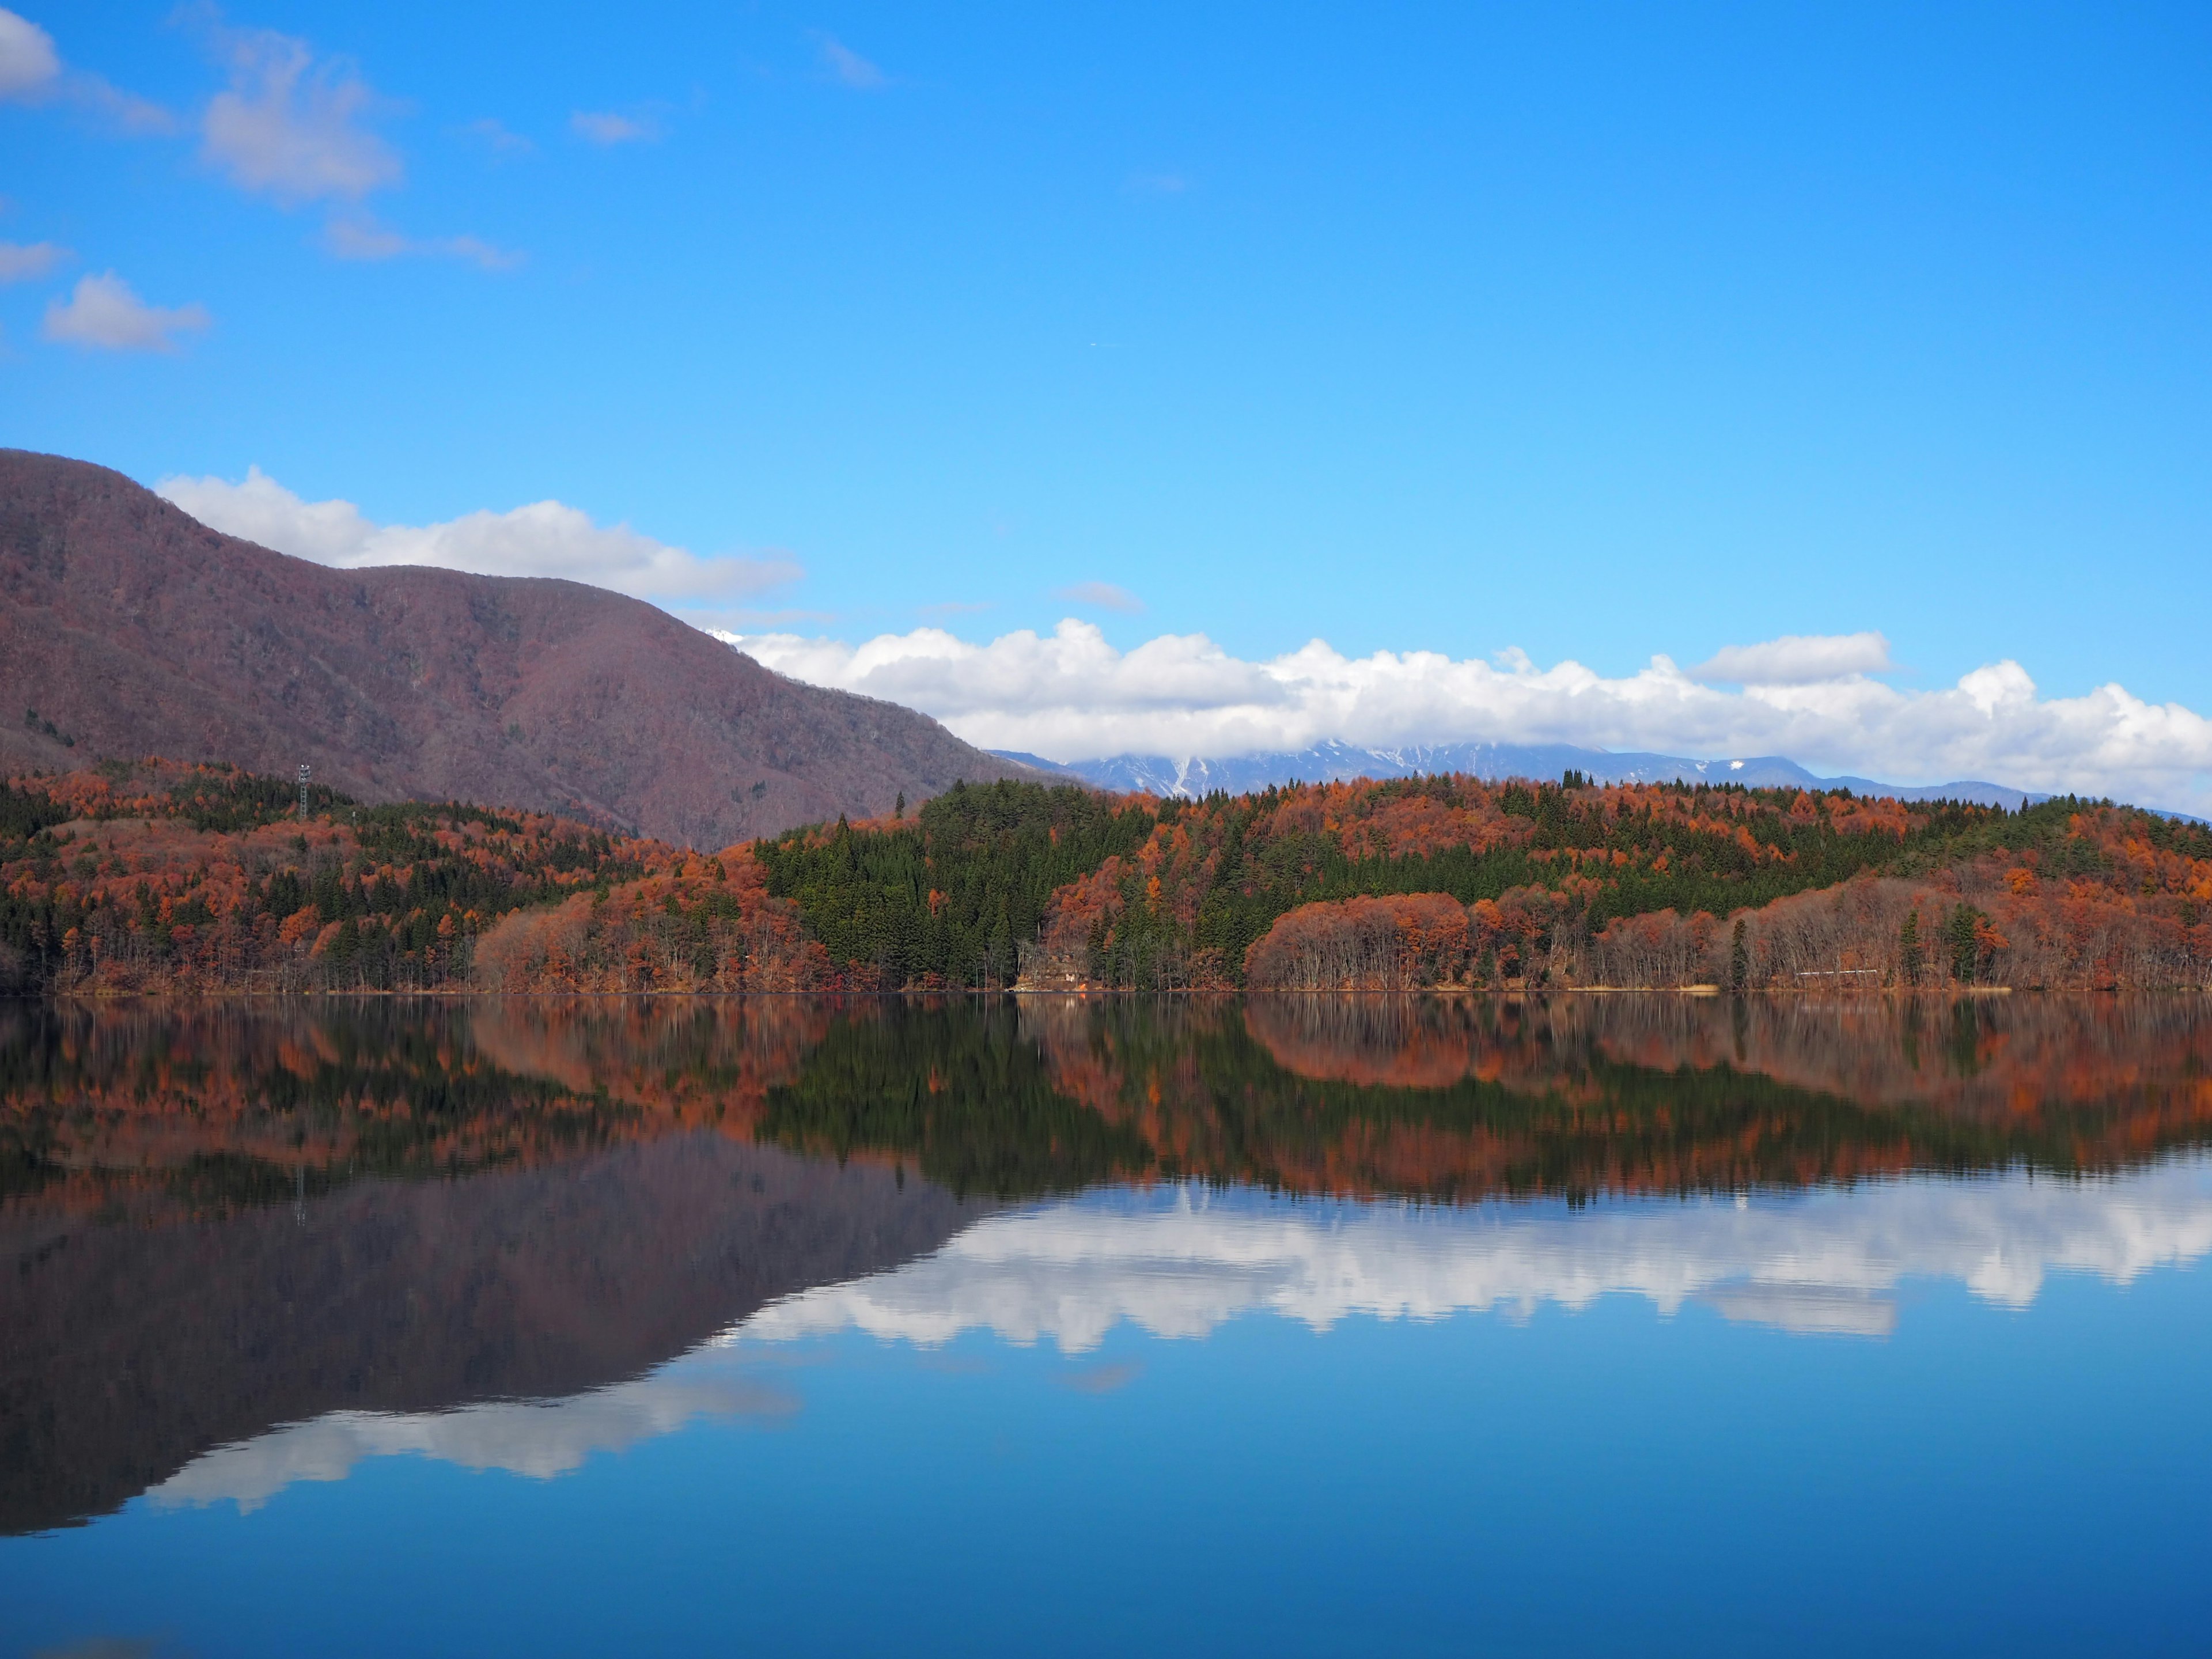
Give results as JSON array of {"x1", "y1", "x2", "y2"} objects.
[
  {"x1": 1002, "y1": 739, "x2": 2050, "y2": 809},
  {"x1": 1, "y1": 450, "x2": 1039, "y2": 845}
]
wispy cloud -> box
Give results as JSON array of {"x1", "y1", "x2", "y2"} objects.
[
  {"x1": 721, "y1": 620, "x2": 2212, "y2": 812},
  {"x1": 1691, "y1": 631, "x2": 1893, "y2": 685},
  {"x1": 570, "y1": 109, "x2": 661, "y2": 146},
  {"x1": 1058, "y1": 1360, "x2": 1142, "y2": 1393},
  {"x1": 1055, "y1": 580, "x2": 1143, "y2": 614},
  {"x1": 816, "y1": 35, "x2": 886, "y2": 89},
  {"x1": 323, "y1": 213, "x2": 520, "y2": 270},
  {"x1": 0, "y1": 238, "x2": 68, "y2": 281},
  {"x1": 70, "y1": 70, "x2": 173, "y2": 134},
  {"x1": 157, "y1": 465, "x2": 801, "y2": 609},
  {"x1": 1124, "y1": 172, "x2": 1190, "y2": 196},
  {"x1": 0, "y1": 6, "x2": 172, "y2": 132},
  {"x1": 463, "y1": 116, "x2": 533, "y2": 157},
  {"x1": 42, "y1": 271, "x2": 210, "y2": 351},
  {"x1": 196, "y1": 19, "x2": 400, "y2": 204}
]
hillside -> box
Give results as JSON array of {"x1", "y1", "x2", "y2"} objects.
[
  {"x1": 4, "y1": 763, "x2": 2207, "y2": 995},
  {"x1": 0, "y1": 760, "x2": 819, "y2": 994},
  {"x1": 0, "y1": 449, "x2": 1035, "y2": 846},
  {"x1": 755, "y1": 774, "x2": 2212, "y2": 991}
]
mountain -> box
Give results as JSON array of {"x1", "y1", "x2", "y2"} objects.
[
  {"x1": 1, "y1": 450, "x2": 1039, "y2": 845},
  {"x1": 1024, "y1": 739, "x2": 2044, "y2": 809}
]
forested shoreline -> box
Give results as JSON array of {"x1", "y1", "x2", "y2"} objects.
[{"x1": 3, "y1": 762, "x2": 2208, "y2": 995}]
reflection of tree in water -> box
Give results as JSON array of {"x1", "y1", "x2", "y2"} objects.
[
  {"x1": 1009, "y1": 994, "x2": 2212, "y2": 1203},
  {"x1": 6, "y1": 994, "x2": 2211, "y2": 1219},
  {"x1": 756, "y1": 999, "x2": 1154, "y2": 1198},
  {"x1": 0, "y1": 998, "x2": 825, "y2": 1223}
]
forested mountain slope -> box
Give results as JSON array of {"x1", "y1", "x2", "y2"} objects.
[
  {"x1": 755, "y1": 774, "x2": 2212, "y2": 991},
  {"x1": 3, "y1": 763, "x2": 2206, "y2": 995},
  {"x1": 0, "y1": 450, "x2": 1035, "y2": 846}
]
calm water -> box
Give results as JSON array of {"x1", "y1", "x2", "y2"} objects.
[{"x1": 3, "y1": 994, "x2": 2210, "y2": 1657}]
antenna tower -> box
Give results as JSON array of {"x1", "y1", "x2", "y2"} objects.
[{"x1": 297, "y1": 763, "x2": 311, "y2": 820}]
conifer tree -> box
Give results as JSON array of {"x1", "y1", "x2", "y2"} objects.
[{"x1": 1949, "y1": 905, "x2": 1982, "y2": 984}]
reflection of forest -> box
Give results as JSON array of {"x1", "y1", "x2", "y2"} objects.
[
  {"x1": 1018, "y1": 994, "x2": 2212, "y2": 1200},
  {"x1": 6, "y1": 994, "x2": 2211, "y2": 1218}
]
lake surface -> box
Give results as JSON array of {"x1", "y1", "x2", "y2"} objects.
[{"x1": 3, "y1": 994, "x2": 2210, "y2": 1657}]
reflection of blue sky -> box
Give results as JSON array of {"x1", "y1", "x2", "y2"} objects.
[{"x1": 152, "y1": 1158, "x2": 2212, "y2": 1510}]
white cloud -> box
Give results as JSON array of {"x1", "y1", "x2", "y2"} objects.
[
  {"x1": 1691, "y1": 631, "x2": 1893, "y2": 685},
  {"x1": 0, "y1": 7, "x2": 172, "y2": 131},
  {"x1": 0, "y1": 238, "x2": 66, "y2": 280},
  {"x1": 156, "y1": 465, "x2": 802, "y2": 608},
  {"x1": 41, "y1": 271, "x2": 210, "y2": 351},
  {"x1": 323, "y1": 213, "x2": 520, "y2": 270},
  {"x1": 817, "y1": 35, "x2": 886, "y2": 89},
  {"x1": 1055, "y1": 579, "x2": 1143, "y2": 613},
  {"x1": 0, "y1": 7, "x2": 59, "y2": 98},
  {"x1": 720, "y1": 619, "x2": 2212, "y2": 810},
  {"x1": 200, "y1": 24, "x2": 400, "y2": 204},
  {"x1": 570, "y1": 109, "x2": 660, "y2": 145}
]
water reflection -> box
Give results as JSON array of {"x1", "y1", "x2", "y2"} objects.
[
  {"x1": 742, "y1": 1166, "x2": 2212, "y2": 1350},
  {"x1": 146, "y1": 1162, "x2": 2212, "y2": 1512},
  {"x1": 150, "y1": 1370, "x2": 800, "y2": 1513},
  {"x1": 4, "y1": 993, "x2": 2210, "y2": 1536}
]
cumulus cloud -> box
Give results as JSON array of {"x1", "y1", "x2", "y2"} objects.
[
  {"x1": 1055, "y1": 579, "x2": 1143, "y2": 613},
  {"x1": 570, "y1": 109, "x2": 660, "y2": 145},
  {"x1": 323, "y1": 213, "x2": 520, "y2": 270},
  {"x1": 0, "y1": 238, "x2": 67, "y2": 280},
  {"x1": 0, "y1": 7, "x2": 59, "y2": 98},
  {"x1": 719, "y1": 619, "x2": 2212, "y2": 811},
  {"x1": 156, "y1": 465, "x2": 802, "y2": 608},
  {"x1": 1691, "y1": 631, "x2": 1894, "y2": 685},
  {"x1": 41, "y1": 271, "x2": 210, "y2": 350},
  {"x1": 200, "y1": 23, "x2": 400, "y2": 204},
  {"x1": 817, "y1": 35, "x2": 886, "y2": 89}
]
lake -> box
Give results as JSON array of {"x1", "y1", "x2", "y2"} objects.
[{"x1": 3, "y1": 994, "x2": 2209, "y2": 1657}]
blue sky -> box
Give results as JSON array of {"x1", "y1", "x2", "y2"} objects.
[{"x1": 7, "y1": 3, "x2": 2212, "y2": 794}]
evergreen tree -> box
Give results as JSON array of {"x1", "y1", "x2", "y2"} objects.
[
  {"x1": 1729, "y1": 918, "x2": 1749, "y2": 990},
  {"x1": 1900, "y1": 910, "x2": 1922, "y2": 986},
  {"x1": 1949, "y1": 905, "x2": 1982, "y2": 984}
]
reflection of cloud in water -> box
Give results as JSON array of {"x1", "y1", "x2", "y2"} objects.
[
  {"x1": 734, "y1": 1158, "x2": 2212, "y2": 1353},
  {"x1": 151, "y1": 1374, "x2": 796, "y2": 1513},
  {"x1": 146, "y1": 1160, "x2": 2212, "y2": 1509}
]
